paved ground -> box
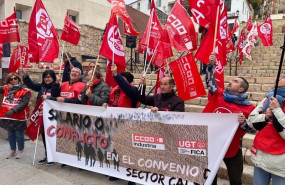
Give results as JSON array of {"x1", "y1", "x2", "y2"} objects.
[{"x1": 0, "y1": 136, "x2": 230, "y2": 185}]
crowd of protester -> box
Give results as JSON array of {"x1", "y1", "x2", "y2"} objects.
[{"x1": 0, "y1": 52, "x2": 284, "y2": 185}]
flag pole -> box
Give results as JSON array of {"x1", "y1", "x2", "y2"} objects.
[
  {"x1": 32, "y1": 125, "x2": 40, "y2": 165},
  {"x1": 144, "y1": 41, "x2": 160, "y2": 74},
  {"x1": 59, "y1": 41, "x2": 65, "y2": 74},
  {"x1": 91, "y1": 55, "x2": 100, "y2": 80},
  {"x1": 213, "y1": 6, "x2": 220, "y2": 52},
  {"x1": 143, "y1": 8, "x2": 154, "y2": 74}
]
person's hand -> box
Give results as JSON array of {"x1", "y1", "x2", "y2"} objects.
[
  {"x1": 151, "y1": 107, "x2": 159, "y2": 113},
  {"x1": 18, "y1": 69, "x2": 27, "y2": 77},
  {"x1": 209, "y1": 52, "x2": 216, "y2": 65},
  {"x1": 56, "y1": 97, "x2": 65, "y2": 102},
  {"x1": 6, "y1": 84, "x2": 12, "y2": 91},
  {"x1": 265, "y1": 108, "x2": 273, "y2": 121},
  {"x1": 5, "y1": 110, "x2": 14, "y2": 117},
  {"x1": 111, "y1": 64, "x2": 117, "y2": 76},
  {"x1": 56, "y1": 74, "x2": 62, "y2": 83},
  {"x1": 139, "y1": 76, "x2": 146, "y2": 85},
  {"x1": 238, "y1": 112, "x2": 245, "y2": 125},
  {"x1": 86, "y1": 80, "x2": 93, "y2": 88},
  {"x1": 269, "y1": 96, "x2": 280, "y2": 110},
  {"x1": 42, "y1": 95, "x2": 48, "y2": 100},
  {"x1": 86, "y1": 88, "x2": 91, "y2": 97},
  {"x1": 102, "y1": 103, "x2": 108, "y2": 108}
]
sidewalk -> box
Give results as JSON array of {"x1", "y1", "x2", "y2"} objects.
[{"x1": 0, "y1": 137, "x2": 230, "y2": 185}]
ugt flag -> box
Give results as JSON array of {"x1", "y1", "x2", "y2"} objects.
[
  {"x1": 258, "y1": 14, "x2": 273, "y2": 46},
  {"x1": 169, "y1": 54, "x2": 206, "y2": 101},
  {"x1": 0, "y1": 11, "x2": 20, "y2": 44},
  {"x1": 28, "y1": 0, "x2": 59, "y2": 63},
  {"x1": 99, "y1": 13, "x2": 126, "y2": 67},
  {"x1": 61, "y1": 11, "x2": 81, "y2": 45}
]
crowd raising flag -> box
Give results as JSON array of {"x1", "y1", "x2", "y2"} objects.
[
  {"x1": 169, "y1": 54, "x2": 206, "y2": 101},
  {"x1": 0, "y1": 10, "x2": 20, "y2": 44},
  {"x1": 139, "y1": 0, "x2": 163, "y2": 62},
  {"x1": 258, "y1": 14, "x2": 273, "y2": 47},
  {"x1": 8, "y1": 45, "x2": 29, "y2": 73},
  {"x1": 109, "y1": 0, "x2": 140, "y2": 36},
  {"x1": 99, "y1": 13, "x2": 126, "y2": 87},
  {"x1": 28, "y1": 0, "x2": 59, "y2": 63},
  {"x1": 165, "y1": 1, "x2": 197, "y2": 52},
  {"x1": 60, "y1": 11, "x2": 81, "y2": 45}
]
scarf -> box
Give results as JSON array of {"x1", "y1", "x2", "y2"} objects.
[
  {"x1": 223, "y1": 89, "x2": 252, "y2": 105},
  {"x1": 7, "y1": 84, "x2": 21, "y2": 102},
  {"x1": 262, "y1": 87, "x2": 285, "y2": 112}
]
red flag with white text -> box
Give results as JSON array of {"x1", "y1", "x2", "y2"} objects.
[
  {"x1": 242, "y1": 43, "x2": 252, "y2": 60},
  {"x1": 139, "y1": 0, "x2": 163, "y2": 61},
  {"x1": 245, "y1": 16, "x2": 253, "y2": 34},
  {"x1": 0, "y1": 11, "x2": 20, "y2": 44},
  {"x1": 258, "y1": 15, "x2": 273, "y2": 46},
  {"x1": 28, "y1": 0, "x2": 59, "y2": 63},
  {"x1": 26, "y1": 98, "x2": 44, "y2": 141},
  {"x1": 169, "y1": 54, "x2": 206, "y2": 101},
  {"x1": 231, "y1": 19, "x2": 239, "y2": 36},
  {"x1": 8, "y1": 45, "x2": 29, "y2": 73},
  {"x1": 165, "y1": 2, "x2": 197, "y2": 52},
  {"x1": 61, "y1": 11, "x2": 81, "y2": 45},
  {"x1": 155, "y1": 66, "x2": 166, "y2": 94},
  {"x1": 99, "y1": 13, "x2": 126, "y2": 67},
  {"x1": 111, "y1": 0, "x2": 140, "y2": 36}
]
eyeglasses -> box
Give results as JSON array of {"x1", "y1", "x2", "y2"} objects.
[
  {"x1": 44, "y1": 76, "x2": 52, "y2": 79},
  {"x1": 9, "y1": 77, "x2": 18, "y2": 81}
]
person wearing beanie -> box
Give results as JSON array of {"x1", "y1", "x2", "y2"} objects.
[{"x1": 103, "y1": 64, "x2": 138, "y2": 109}]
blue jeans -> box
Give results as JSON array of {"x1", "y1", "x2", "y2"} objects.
[
  {"x1": 254, "y1": 166, "x2": 285, "y2": 185},
  {"x1": 8, "y1": 130, "x2": 24, "y2": 150}
]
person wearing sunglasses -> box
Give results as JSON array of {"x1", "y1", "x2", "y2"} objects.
[{"x1": 0, "y1": 72, "x2": 31, "y2": 159}]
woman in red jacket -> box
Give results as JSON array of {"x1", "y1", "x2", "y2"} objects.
[{"x1": 0, "y1": 73, "x2": 31, "y2": 159}]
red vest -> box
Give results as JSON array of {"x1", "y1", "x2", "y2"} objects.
[
  {"x1": 60, "y1": 81, "x2": 85, "y2": 100},
  {"x1": 109, "y1": 85, "x2": 137, "y2": 108},
  {"x1": 0, "y1": 86, "x2": 30, "y2": 121},
  {"x1": 253, "y1": 102, "x2": 285, "y2": 155},
  {"x1": 203, "y1": 88, "x2": 256, "y2": 158}
]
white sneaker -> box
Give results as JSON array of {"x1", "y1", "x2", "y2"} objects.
[
  {"x1": 15, "y1": 150, "x2": 24, "y2": 159},
  {"x1": 6, "y1": 150, "x2": 16, "y2": 159}
]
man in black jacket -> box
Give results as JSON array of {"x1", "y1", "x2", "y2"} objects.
[
  {"x1": 62, "y1": 52, "x2": 83, "y2": 82},
  {"x1": 138, "y1": 76, "x2": 184, "y2": 112}
]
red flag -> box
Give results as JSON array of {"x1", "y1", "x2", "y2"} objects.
[
  {"x1": 139, "y1": 0, "x2": 163, "y2": 61},
  {"x1": 245, "y1": 16, "x2": 253, "y2": 33},
  {"x1": 169, "y1": 54, "x2": 206, "y2": 101},
  {"x1": 232, "y1": 19, "x2": 239, "y2": 35},
  {"x1": 165, "y1": 2, "x2": 197, "y2": 52},
  {"x1": 151, "y1": 30, "x2": 173, "y2": 67},
  {"x1": 111, "y1": 0, "x2": 140, "y2": 36},
  {"x1": 99, "y1": 13, "x2": 126, "y2": 67},
  {"x1": 154, "y1": 66, "x2": 166, "y2": 94},
  {"x1": 26, "y1": 98, "x2": 44, "y2": 141},
  {"x1": 258, "y1": 15, "x2": 273, "y2": 47},
  {"x1": 105, "y1": 60, "x2": 125, "y2": 88},
  {"x1": 247, "y1": 22, "x2": 258, "y2": 46},
  {"x1": 237, "y1": 31, "x2": 246, "y2": 64},
  {"x1": 189, "y1": 0, "x2": 219, "y2": 64},
  {"x1": 242, "y1": 43, "x2": 252, "y2": 60},
  {"x1": 61, "y1": 11, "x2": 81, "y2": 45},
  {"x1": 28, "y1": 0, "x2": 59, "y2": 63},
  {"x1": 0, "y1": 11, "x2": 20, "y2": 44},
  {"x1": 8, "y1": 45, "x2": 29, "y2": 73},
  {"x1": 226, "y1": 28, "x2": 235, "y2": 53}
]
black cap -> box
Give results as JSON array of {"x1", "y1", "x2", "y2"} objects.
[{"x1": 120, "y1": 72, "x2": 134, "y2": 83}]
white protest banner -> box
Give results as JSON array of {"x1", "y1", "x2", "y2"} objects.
[{"x1": 43, "y1": 100, "x2": 239, "y2": 185}]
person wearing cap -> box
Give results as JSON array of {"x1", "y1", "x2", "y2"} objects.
[
  {"x1": 62, "y1": 52, "x2": 83, "y2": 82},
  {"x1": 81, "y1": 69, "x2": 110, "y2": 106},
  {"x1": 51, "y1": 67, "x2": 86, "y2": 104},
  {"x1": 103, "y1": 64, "x2": 138, "y2": 109}
]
